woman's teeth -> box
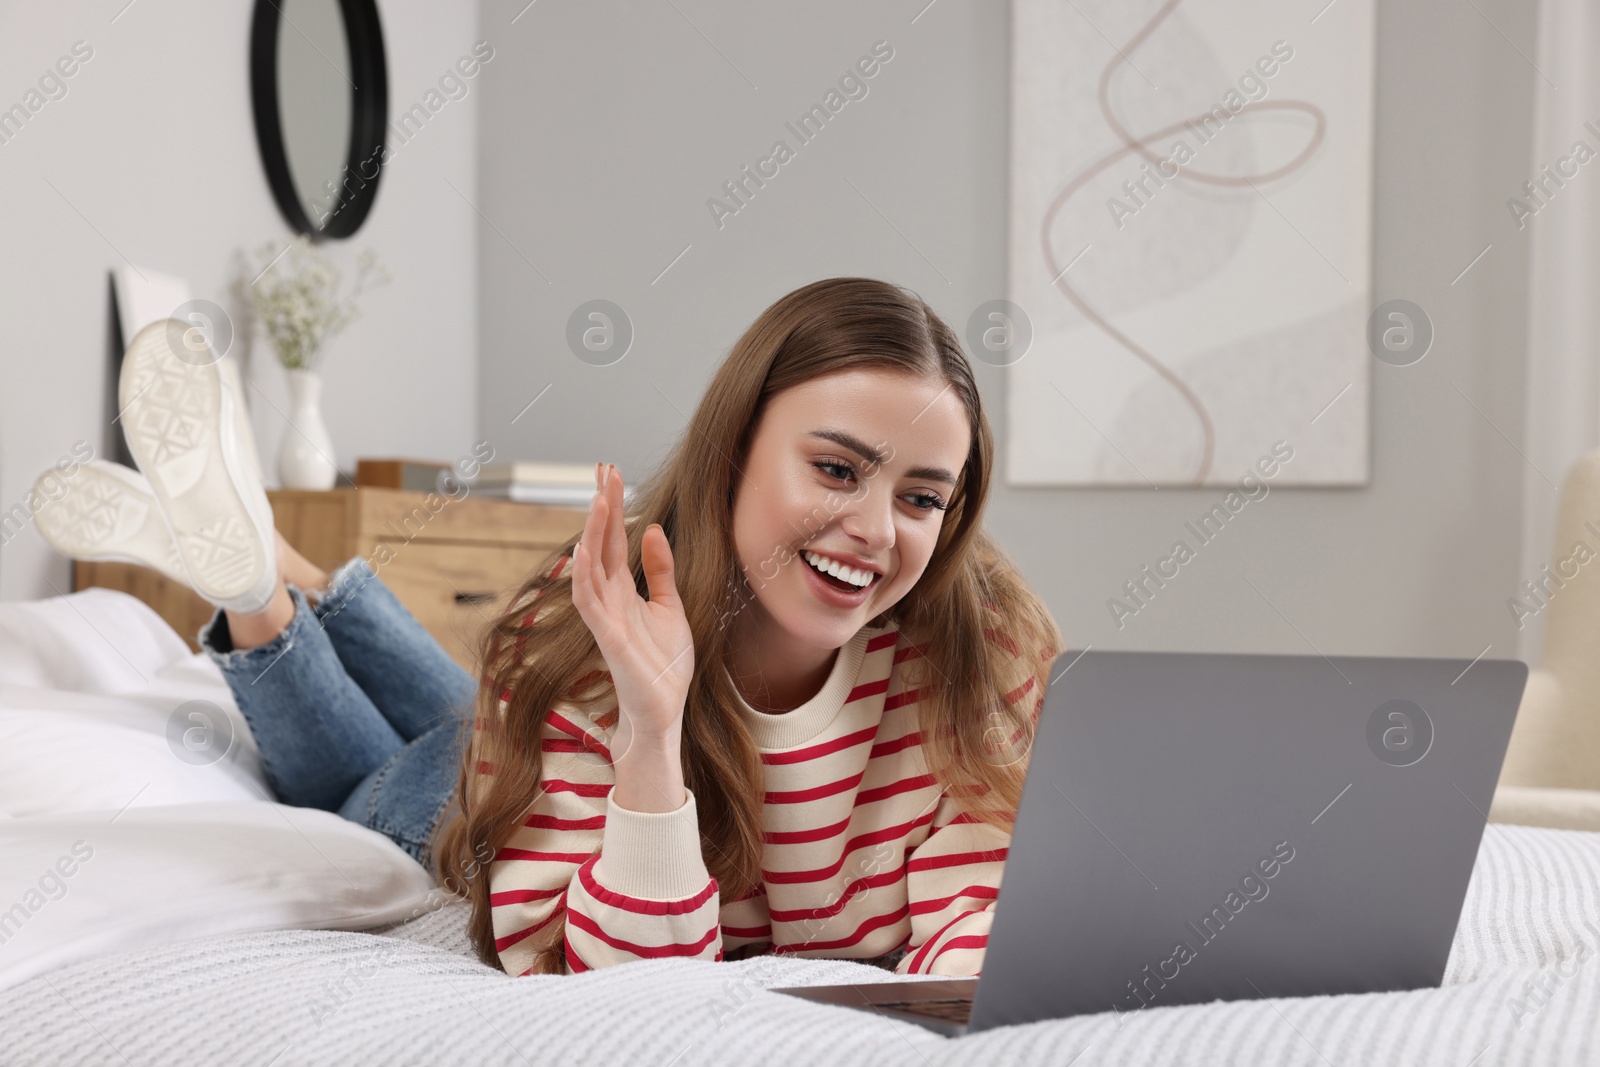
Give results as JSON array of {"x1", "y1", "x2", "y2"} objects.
[{"x1": 804, "y1": 551, "x2": 874, "y2": 589}]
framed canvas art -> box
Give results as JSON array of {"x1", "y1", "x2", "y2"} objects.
[{"x1": 1005, "y1": 0, "x2": 1375, "y2": 487}]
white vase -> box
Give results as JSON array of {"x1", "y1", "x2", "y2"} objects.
[{"x1": 277, "y1": 368, "x2": 338, "y2": 490}]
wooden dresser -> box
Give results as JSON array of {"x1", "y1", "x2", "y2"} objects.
[{"x1": 71, "y1": 488, "x2": 587, "y2": 672}]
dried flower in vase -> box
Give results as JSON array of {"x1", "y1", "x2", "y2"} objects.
[{"x1": 241, "y1": 236, "x2": 392, "y2": 371}]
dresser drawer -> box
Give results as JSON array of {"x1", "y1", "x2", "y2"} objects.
[{"x1": 370, "y1": 540, "x2": 565, "y2": 672}]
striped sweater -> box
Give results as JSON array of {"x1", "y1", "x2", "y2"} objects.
[{"x1": 480, "y1": 603, "x2": 1047, "y2": 980}]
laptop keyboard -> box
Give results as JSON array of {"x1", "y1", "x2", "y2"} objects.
[{"x1": 876, "y1": 996, "x2": 974, "y2": 1024}]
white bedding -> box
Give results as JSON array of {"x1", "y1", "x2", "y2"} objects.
[
  {"x1": 3, "y1": 590, "x2": 1598, "y2": 1064},
  {"x1": 1, "y1": 824, "x2": 1596, "y2": 1065},
  {"x1": 0, "y1": 802, "x2": 437, "y2": 993},
  {"x1": 0, "y1": 590, "x2": 436, "y2": 995},
  {"x1": 0, "y1": 588, "x2": 270, "y2": 816}
]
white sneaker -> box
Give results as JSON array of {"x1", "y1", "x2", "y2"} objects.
[
  {"x1": 118, "y1": 319, "x2": 278, "y2": 614},
  {"x1": 217, "y1": 354, "x2": 275, "y2": 542},
  {"x1": 33, "y1": 460, "x2": 190, "y2": 585}
]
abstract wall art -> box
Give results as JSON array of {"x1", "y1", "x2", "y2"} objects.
[{"x1": 1005, "y1": 0, "x2": 1375, "y2": 486}]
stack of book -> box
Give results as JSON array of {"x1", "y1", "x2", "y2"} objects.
[{"x1": 471, "y1": 461, "x2": 616, "y2": 506}]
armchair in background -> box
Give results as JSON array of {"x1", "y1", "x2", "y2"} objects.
[{"x1": 1492, "y1": 450, "x2": 1600, "y2": 831}]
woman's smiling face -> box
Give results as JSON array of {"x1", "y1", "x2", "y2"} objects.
[{"x1": 729, "y1": 367, "x2": 972, "y2": 654}]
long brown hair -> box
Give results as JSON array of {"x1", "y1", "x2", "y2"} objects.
[{"x1": 434, "y1": 277, "x2": 1063, "y2": 973}]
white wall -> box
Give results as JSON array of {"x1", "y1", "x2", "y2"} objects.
[
  {"x1": 471, "y1": 0, "x2": 1538, "y2": 660},
  {"x1": 0, "y1": 0, "x2": 481, "y2": 601}
]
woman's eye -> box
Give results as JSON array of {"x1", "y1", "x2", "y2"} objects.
[
  {"x1": 815, "y1": 461, "x2": 855, "y2": 483},
  {"x1": 905, "y1": 492, "x2": 947, "y2": 512}
]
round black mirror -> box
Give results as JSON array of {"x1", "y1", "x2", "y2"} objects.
[{"x1": 250, "y1": 0, "x2": 388, "y2": 239}]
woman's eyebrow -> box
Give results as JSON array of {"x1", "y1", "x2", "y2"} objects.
[{"x1": 807, "y1": 429, "x2": 958, "y2": 486}]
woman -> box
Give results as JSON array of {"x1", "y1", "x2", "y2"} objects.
[{"x1": 37, "y1": 277, "x2": 1061, "y2": 979}]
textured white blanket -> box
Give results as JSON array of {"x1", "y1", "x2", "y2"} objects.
[{"x1": 5, "y1": 823, "x2": 1597, "y2": 1065}]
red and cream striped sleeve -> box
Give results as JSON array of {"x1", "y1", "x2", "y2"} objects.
[
  {"x1": 894, "y1": 794, "x2": 1009, "y2": 976},
  {"x1": 563, "y1": 789, "x2": 722, "y2": 972},
  {"x1": 483, "y1": 553, "x2": 721, "y2": 976},
  {"x1": 485, "y1": 696, "x2": 721, "y2": 976},
  {"x1": 483, "y1": 698, "x2": 613, "y2": 977}
]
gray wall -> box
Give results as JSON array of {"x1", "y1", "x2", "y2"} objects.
[
  {"x1": 0, "y1": 0, "x2": 481, "y2": 602},
  {"x1": 475, "y1": 0, "x2": 1537, "y2": 659}
]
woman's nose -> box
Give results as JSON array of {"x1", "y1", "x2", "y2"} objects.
[{"x1": 839, "y1": 484, "x2": 894, "y2": 552}]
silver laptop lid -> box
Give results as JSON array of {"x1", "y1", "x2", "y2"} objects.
[{"x1": 970, "y1": 650, "x2": 1527, "y2": 1032}]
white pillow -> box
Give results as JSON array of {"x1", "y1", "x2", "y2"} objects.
[
  {"x1": 0, "y1": 589, "x2": 271, "y2": 817},
  {"x1": 0, "y1": 653, "x2": 269, "y2": 817},
  {"x1": 0, "y1": 802, "x2": 440, "y2": 991},
  {"x1": 0, "y1": 587, "x2": 193, "y2": 694}
]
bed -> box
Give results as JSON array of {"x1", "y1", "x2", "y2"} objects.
[{"x1": 3, "y1": 590, "x2": 1596, "y2": 1065}]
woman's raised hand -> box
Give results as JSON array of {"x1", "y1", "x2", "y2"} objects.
[{"x1": 569, "y1": 464, "x2": 695, "y2": 746}]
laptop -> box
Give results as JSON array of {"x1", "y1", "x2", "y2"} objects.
[{"x1": 775, "y1": 649, "x2": 1528, "y2": 1035}]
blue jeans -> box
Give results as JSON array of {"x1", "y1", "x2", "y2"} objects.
[{"x1": 198, "y1": 556, "x2": 476, "y2": 869}]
